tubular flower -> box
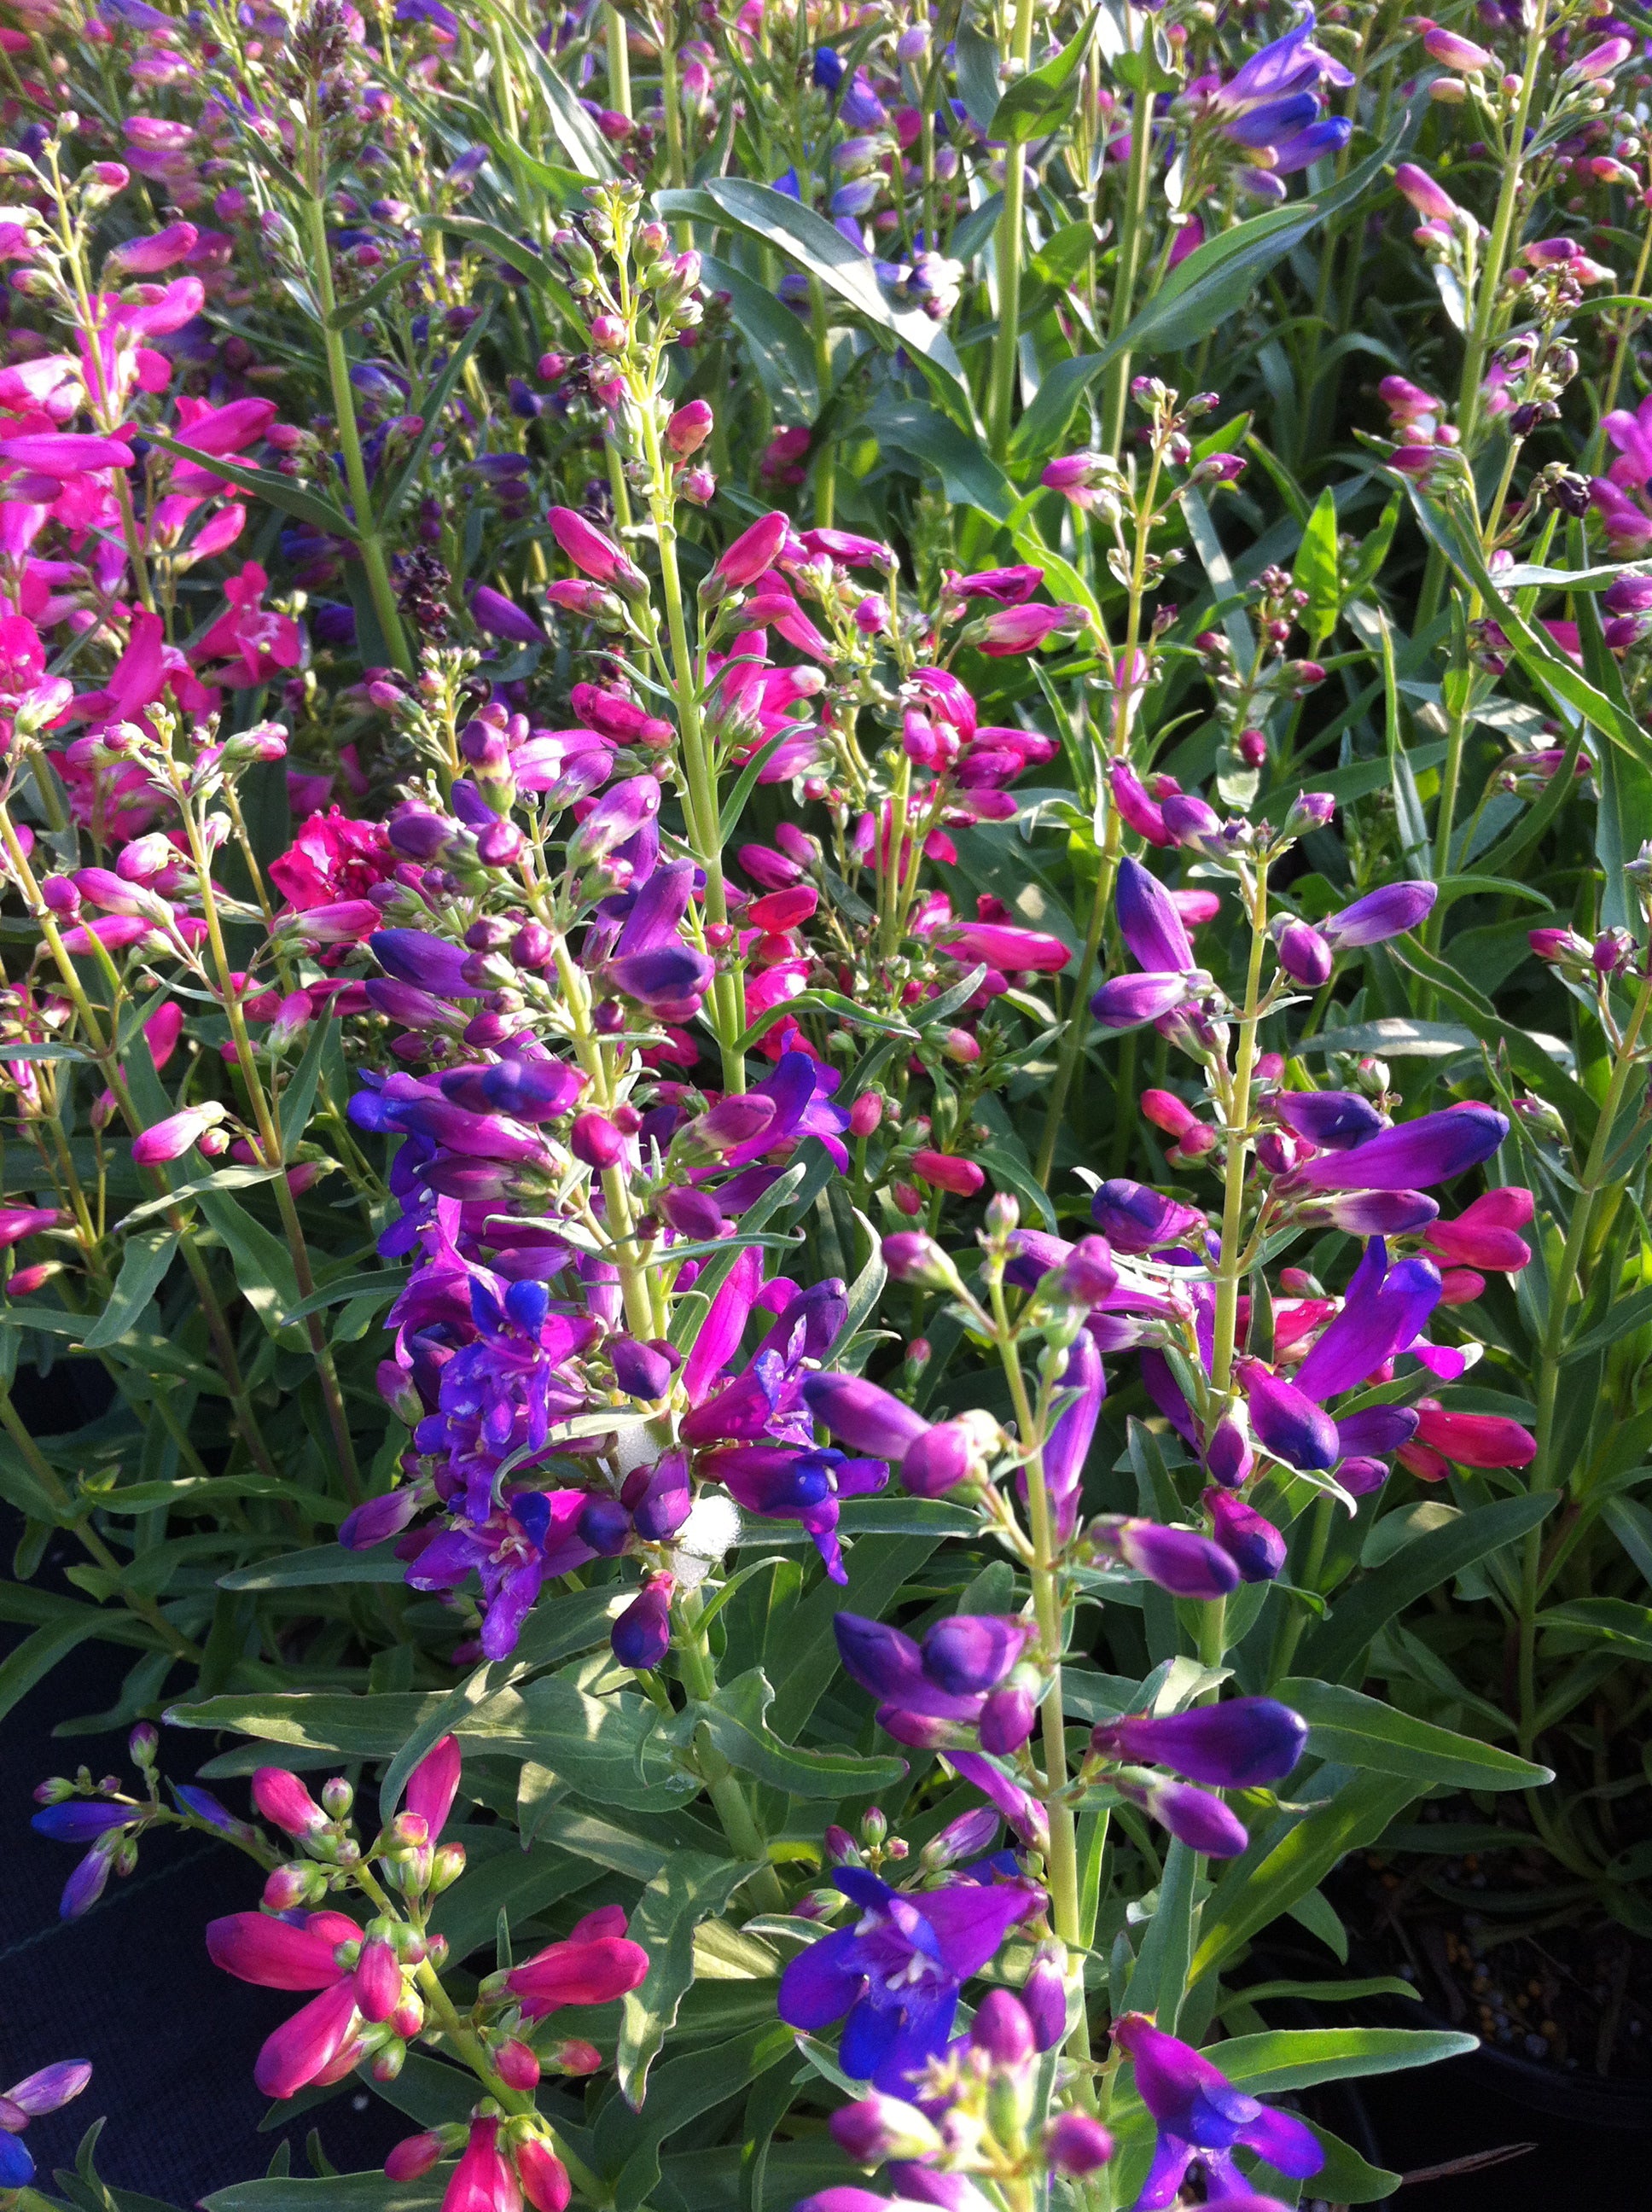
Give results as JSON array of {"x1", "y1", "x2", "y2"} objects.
[{"x1": 1110, "y1": 2013, "x2": 1324, "y2": 2209}]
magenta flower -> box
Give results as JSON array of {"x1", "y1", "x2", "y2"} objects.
[
  {"x1": 206, "y1": 1909, "x2": 366, "y2": 2098},
  {"x1": 504, "y1": 1905, "x2": 649, "y2": 2019},
  {"x1": 131, "y1": 1101, "x2": 225, "y2": 1163}
]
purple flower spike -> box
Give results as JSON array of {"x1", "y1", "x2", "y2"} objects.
[
  {"x1": 1111, "y1": 2011, "x2": 1324, "y2": 2209},
  {"x1": 1091, "y1": 1697, "x2": 1308, "y2": 1788},
  {"x1": 802, "y1": 1371, "x2": 931, "y2": 1463},
  {"x1": 1091, "y1": 1179, "x2": 1203, "y2": 1254},
  {"x1": 1272, "y1": 1090, "x2": 1385, "y2": 1152},
  {"x1": 1206, "y1": 1489, "x2": 1288, "y2": 1583},
  {"x1": 1236, "y1": 1359, "x2": 1341, "y2": 1471},
  {"x1": 1322, "y1": 880, "x2": 1439, "y2": 949},
  {"x1": 1116, "y1": 855, "x2": 1196, "y2": 975},
  {"x1": 1293, "y1": 1103, "x2": 1508, "y2": 1192}
]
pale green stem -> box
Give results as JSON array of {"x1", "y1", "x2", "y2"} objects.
[{"x1": 987, "y1": 0, "x2": 1038, "y2": 460}]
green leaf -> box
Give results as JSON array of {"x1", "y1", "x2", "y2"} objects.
[
  {"x1": 325, "y1": 256, "x2": 422, "y2": 330},
  {"x1": 380, "y1": 305, "x2": 494, "y2": 526},
  {"x1": 951, "y1": 21, "x2": 1003, "y2": 131},
  {"x1": 988, "y1": 8, "x2": 1098, "y2": 143},
  {"x1": 278, "y1": 1013, "x2": 334, "y2": 1154},
  {"x1": 870, "y1": 399, "x2": 1015, "y2": 521},
  {"x1": 0, "y1": 1611, "x2": 130, "y2": 1724},
  {"x1": 194, "y1": 1186, "x2": 303, "y2": 1343},
  {"x1": 593, "y1": 2023, "x2": 794, "y2": 2212},
  {"x1": 1297, "y1": 1492, "x2": 1556, "y2": 1684},
  {"x1": 1538, "y1": 1596, "x2": 1652, "y2": 1662},
  {"x1": 694, "y1": 1668, "x2": 907, "y2": 1797},
  {"x1": 701, "y1": 255, "x2": 819, "y2": 426},
  {"x1": 115, "y1": 1165, "x2": 286, "y2": 1233},
  {"x1": 204, "y1": 2176, "x2": 439, "y2": 2212},
  {"x1": 143, "y1": 432, "x2": 354, "y2": 539},
  {"x1": 662, "y1": 178, "x2": 971, "y2": 419},
  {"x1": 1203, "y1": 2023, "x2": 1479, "y2": 2092},
  {"x1": 718, "y1": 728, "x2": 803, "y2": 845},
  {"x1": 1292, "y1": 487, "x2": 1341, "y2": 647},
  {"x1": 1189, "y1": 1772, "x2": 1422, "y2": 1988},
  {"x1": 278, "y1": 1268, "x2": 409, "y2": 1327},
  {"x1": 771, "y1": 1533, "x2": 946, "y2": 1738},
  {"x1": 732, "y1": 990, "x2": 917, "y2": 1057},
  {"x1": 217, "y1": 1542, "x2": 410, "y2": 1590},
  {"x1": 1274, "y1": 1677, "x2": 1552, "y2": 1790},
  {"x1": 377, "y1": 1660, "x2": 497, "y2": 1823},
  {"x1": 618, "y1": 1852, "x2": 763, "y2": 2106},
  {"x1": 81, "y1": 1230, "x2": 177, "y2": 1352}
]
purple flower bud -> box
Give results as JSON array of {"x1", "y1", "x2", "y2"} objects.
[
  {"x1": 1021, "y1": 1953, "x2": 1068, "y2": 2050},
  {"x1": 1046, "y1": 2114, "x2": 1114, "y2": 2177},
  {"x1": 1045, "y1": 1235, "x2": 1118, "y2": 1305},
  {"x1": 970, "y1": 1989, "x2": 1036, "y2": 2066},
  {"x1": 696, "y1": 1093, "x2": 777, "y2": 1150},
  {"x1": 31, "y1": 1802, "x2": 137, "y2": 1843},
  {"x1": 439, "y1": 1059, "x2": 585, "y2": 1122},
  {"x1": 1236, "y1": 1359, "x2": 1340, "y2": 1471},
  {"x1": 1091, "y1": 1179, "x2": 1202, "y2": 1254},
  {"x1": 1274, "y1": 919, "x2": 1333, "y2": 985},
  {"x1": 1204, "y1": 1416, "x2": 1253, "y2": 1489},
  {"x1": 1140, "y1": 1777, "x2": 1249, "y2": 1856},
  {"x1": 922, "y1": 1615, "x2": 1035, "y2": 1694},
  {"x1": 901, "y1": 1417, "x2": 980, "y2": 1497},
  {"x1": 1090, "y1": 971, "x2": 1193, "y2": 1030},
  {"x1": 578, "y1": 1495, "x2": 633, "y2": 1555},
  {"x1": 571, "y1": 1111, "x2": 626, "y2": 1169},
  {"x1": 980, "y1": 1681, "x2": 1038, "y2": 1754},
  {"x1": 1338, "y1": 1457, "x2": 1391, "y2": 1497},
  {"x1": 611, "y1": 1338, "x2": 673, "y2": 1400},
  {"x1": 1273, "y1": 1091, "x2": 1385, "y2": 1151},
  {"x1": 1318, "y1": 1189, "x2": 1440, "y2": 1234},
  {"x1": 6, "y1": 2062, "x2": 91, "y2": 2118},
  {"x1": 627, "y1": 1452, "x2": 692, "y2": 1542},
  {"x1": 801, "y1": 1372, "x2": 929, "y2": 1462},
  {"x1": 1335, "y1": 1404, "x2": 1419, "y2": 1458},
  {"x1": 470, "y1": 585, "x2": 544, "y2": 646},
  {"x1": 925, "y1": 1807, "x2": 1002, "y2": 1869},
  {"x1": 61, "y1": 1849, "x2": 113, "y2": 1918},
  {"x1": 1102, "y1": 1516, "x2": 1241, "y2": 1599},
  {"x1": 829, "y1": 2094, "x2": 942, "y2": 2164},
  {"x1": 339, "y1": 1487, "x2": 422, "y2": 1551},
  {"x1": 1293, "y1": 1103, "x2": 1508, "y2": 1192},
  {"x1": 611, "y1": 1577, "x2": 673, "y2": 1669},
  {"x1": 371, "y1": 928, "x2": 484, "y2": 998},
  {"x1": 1093, "y1": 1697, "x2": 1308, "y2": 1788},
  {"x1": 1320, "y1": 880, "x2": 1439, "y2": 949},
  {"x1": 660, "y1": 1185, "x2": 725, "y2": 1240},
  {"x1": 1116, "y1": 856, "x2": 1195, "y2": 975},
  {"x1": 1207, "y1": 1488, "x2": 1288, "y2": 1581},
  {"x1": 1161, "y1": 792, "x2": 1223, "y2": 846}
]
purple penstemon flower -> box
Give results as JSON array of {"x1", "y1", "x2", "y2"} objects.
[
  {"x1": 1091, "y1": 1697, "x2": 1308, "y2": 1789},
  {"x1": 776, "y1": 1866, "x2": 1044, "y2": 2092},
  {"x1": 1288, "y1": 1103, "x2": 1508, "y2": 1192},
  {"x1": 0, "y1": 2061, "x2": 92, "y2": 2187},
  {"x1": 1110, "y1": 2013, "x2": 1324, "y2": 2209}
]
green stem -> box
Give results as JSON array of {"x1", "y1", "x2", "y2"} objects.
[
  {"x1": 1518, "y1": 963, "x2": 1652, "y2": 1751},
  {"x1": 606, "y1": 4, "x2": 632, "y2": 118},
  {"x1": 301, "y1": 183, "x2": 414, "y2": 676},
  {"x1": 1100, "y1": 87, "x2": 1156, "y2": 457},
  {"x1": 1269, "y1": 1493, "x2": 1333, "y2": 1684},
  {"x1": 674, "y1": 1592, "x2": 788, "y2": 1911},
  {"x1": 1210, "y1": 870, "x2": 1270, "y2": 1396},
  {"x1": 987, "y1": 0, "x2": 1038, "y2": 461},
  {"x1": 987, "y1": 1280, "x2": 1092, "y2": 2085},
  {"x1": 637, "y1": 406, "x2": 746, "y2": 1088}
]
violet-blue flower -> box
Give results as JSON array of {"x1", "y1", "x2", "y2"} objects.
[
  {"x1": 1091, "y1": 1697, "x2": 1308, "y2": 1788},
  {"x1": 777, "y1": 1867, "x2": 1044, "y2": 2092}
]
